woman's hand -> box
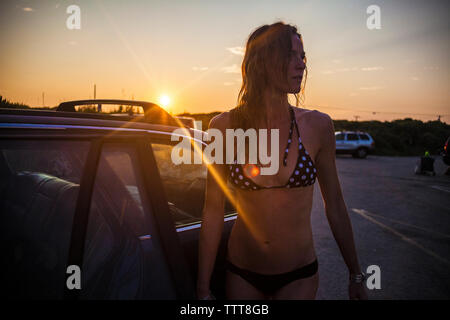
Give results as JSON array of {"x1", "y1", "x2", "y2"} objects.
[
  {"x1": 197, "y1": 290, "x2": 216, "y2": 300},
  {"x1": 197, "y1": 286, "x2": 216, "y2": 300},
  {"x1": 348, "y1": 282, "x2": 368, "y2": 300}
]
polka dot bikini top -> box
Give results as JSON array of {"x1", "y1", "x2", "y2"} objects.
[{"x1": 228, "y1": 106, "x2": 317, "y2": 190}]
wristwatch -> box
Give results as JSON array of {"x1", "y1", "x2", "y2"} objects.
[
  {"x1": 199, "y1": 291, "x2": 216, "y2": 300},
  {"x1": 349, "y1": 272, "x2": 366, "y2": 284}
]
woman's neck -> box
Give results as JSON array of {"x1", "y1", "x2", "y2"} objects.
[{"x1": 261, "y1": 88, "x2": 290, "y2": 128}]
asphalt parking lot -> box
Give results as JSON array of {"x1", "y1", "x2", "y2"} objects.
[{"x1": 312, "y1": 155, "x2": 450, "y2": 300}]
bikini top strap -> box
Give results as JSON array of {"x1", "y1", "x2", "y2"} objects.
[
  {"x1": 290, "y1": 106, "x2": 301, "y2": 139},
  {"x1": 283, "y1": 107, "x2": 296, "y2": 166}
]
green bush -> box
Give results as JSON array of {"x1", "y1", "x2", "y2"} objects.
[
  {"x1": 0, "y1": 95, "x2": 30, "y2": 109},
  {"x1": 180, "y1": 113, "x2": 450, "y2": 157}
]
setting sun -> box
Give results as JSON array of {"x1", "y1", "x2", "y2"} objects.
[{"x1": 159, "y1": 95, "x2": 171, "y2": 109}]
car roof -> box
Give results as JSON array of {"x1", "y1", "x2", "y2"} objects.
[{"x1": 0, "y1": 107, "x2": 205, "y2": 140}]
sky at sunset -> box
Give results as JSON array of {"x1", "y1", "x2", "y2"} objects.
[{"x1": 0, "y1": 0, "x2": 449, "y2": 123}]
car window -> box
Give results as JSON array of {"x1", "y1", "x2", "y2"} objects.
[
  {"x1": 347, "y1": 133, "x2": 359, "y2": 141},
  {"x1": 359, "y1": 134, "x2": 370, "y2": 140},
  {"x1": 1, "y1": 140, "x2": 88, "y2": 184},
  {"x1": 151, "y1": 142, "x2": 207, "y2": 226},
  {"x1": 151, "y1": 140, "x2": 237, "y2": 226},
  {"x1": 0, "y1": 140, "x2": 89, "y2": 298},
  {"x1": 81, "y1": 143, "x2": 176, "y2": 299},
  {"x1": 335, "y1": 133, "x2": 345, "y2": 141}
]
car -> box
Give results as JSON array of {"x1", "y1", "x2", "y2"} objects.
[
  {"x1": 0, "y1": 100, "x2": 237, "y2": 300},
  {"x1": 335, "y1": 131, "x2": 375, "y2": 159},
  {"x1": 175, "y1": 116, "x2": 199, "y2": 130}
]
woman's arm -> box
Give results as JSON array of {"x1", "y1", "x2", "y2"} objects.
[
  {"x1": 197, "y1": 115, "x2": 228, "y2": 299},
  {"x1": 314, "y1": 112, "x2": 368, "y2": 299}
]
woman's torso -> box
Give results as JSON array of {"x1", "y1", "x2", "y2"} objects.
[{"x1": 223, "y1": 106, "x2": 321, "y2": 274}]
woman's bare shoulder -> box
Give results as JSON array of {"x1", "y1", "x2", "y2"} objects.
[
  {"x1": 292, "y1": 106, "x2": 332, "y2": 128},
  {"x1": 208, "y1": 110, "x2": 232, "y2": 131}
]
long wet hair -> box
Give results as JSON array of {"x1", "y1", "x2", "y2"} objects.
[{"x1": 230, "y1": 22, "x2": 308, "y2": 131}]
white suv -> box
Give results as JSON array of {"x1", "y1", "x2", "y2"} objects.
[{"x1": 335, "y1": 131, "x2": 375, "y2": 158}]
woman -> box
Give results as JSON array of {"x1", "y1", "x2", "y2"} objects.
[{"x1": 197, "y1": 22, "x2": 367, "y2": 300}]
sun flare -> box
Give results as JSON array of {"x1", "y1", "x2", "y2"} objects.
[{"x1": 159, "y1": 95, "x2": 171, "y2": 109}]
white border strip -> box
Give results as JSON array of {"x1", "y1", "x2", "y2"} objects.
[{"x1": 176, "y1": 214, "x2": 237, "y2": 233}]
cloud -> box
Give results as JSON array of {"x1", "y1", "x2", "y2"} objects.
[
  {"x1": 361, "y1": 66, "x2": 384, "y2": 71},
  {"x1": 23, "y1": 7, "x2": 34, "y2": 12},
  {"x1": 68, "y1": 41, "x2": 77, "y2": 46},
  {"x1": 322, "y1": 66, "x2": 382, "y2": 75},
  {"x1": 221, "y1": 64, "x2": 241, "y2": 74},
  {"x1": 332, "y1": 59, "x2": 341, "y2": 64},
  {"x1": 223, "y1": 82, "x2": 235, "y2": 86},
  {"x1": 321, "y1": 67, "x2": 358, "y2": 75},
  {"x1": 336, "y1": 68, "x2": 351, "y2": 72},
  {"x1": 192, "y1": 66, "x2": 209, "y2": 71},
  {"x1": 423, "y1": 66, "x2": 439, "y2": 70},
  {"x1": 411, "y1": 77, "x2": 419, "y2": 81},
  {"x1": 227, "y1": 47, "x2": 245, "y2": 56},
  {"x1": 359, "y1": 86, "x2": 383, "y2": 91}
]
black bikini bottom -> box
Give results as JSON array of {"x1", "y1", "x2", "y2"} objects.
[{"x1": 226, "y1": 259, "x2": 318, "y2": 296}]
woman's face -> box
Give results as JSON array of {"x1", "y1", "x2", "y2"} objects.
[{"x1": 283, "y1": 34, "x2": 306, "y2": 94}]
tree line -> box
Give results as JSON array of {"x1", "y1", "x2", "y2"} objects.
[
  {"x1": 178, "y1": 112, "x2": 450, "y2": 157},
  {"x1": 2, "y1": 96, "x2": 448, "y2": 156}
]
